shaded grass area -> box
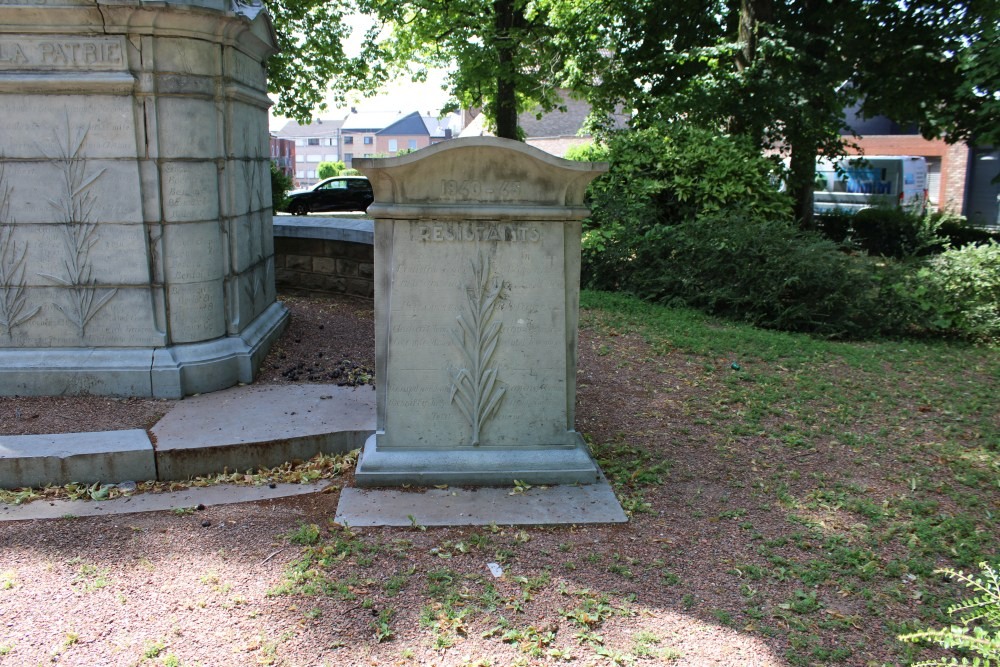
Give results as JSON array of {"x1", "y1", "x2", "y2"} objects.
[{"x1": 578, "y1": 290, "x2": 999, "y2": 664}]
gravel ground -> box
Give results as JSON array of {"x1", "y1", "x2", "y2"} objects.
[{"x1": 0, "y1": 293, "x2": 949, "y2": 666}]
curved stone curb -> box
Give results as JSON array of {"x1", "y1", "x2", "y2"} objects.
[
  {"x1": 0, "y1": 480, "x2": 333, "y2": 522},
  {"x1": 0, "y1": 383, "x2": 376, "y2": 491}
]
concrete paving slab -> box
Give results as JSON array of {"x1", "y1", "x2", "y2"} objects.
[
  {"x1": 0, "y1": 429, "x2": 155, "y2": 489},
  {"x1": 335, "y1": 476, "x2": 628, "y2": 527},
  {"x1": 152, "y1": 383, "x2": 375, "y2": 479},
  {"x1": 0, "y1": 481, "x2": 333, "y2": 522}
]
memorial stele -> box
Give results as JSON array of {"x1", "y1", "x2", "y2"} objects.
[
  {"x1": 0, "y1": 0, "x2": 287, "y2": 398},
  {"x1": 354, "y1": 138, "x2": 608, "y2": 487}
]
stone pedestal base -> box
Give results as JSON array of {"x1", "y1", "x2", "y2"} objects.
[
  {"x1": 0, "y1": 302, "x2": 287, "y2": 399},
  {"x1": 353, "y1": 432, "x2": 601, "y2": 488}
]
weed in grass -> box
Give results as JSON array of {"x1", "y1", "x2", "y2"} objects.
[
  {"x1": 286, "y1": 523, "x2": 321, "y2": 545},
  {"x1": 711, "y1": 609, "x2": 734, "y2": 626},
  {"x1": 162, "y1": 654, "x2": 181, "y2": 667},
  {"x1": 371, "y1": 607, "x2": 395, "y2": 642},
  {"x1": 384, "y1": 572, "x2": 410, "y2": 597},
  {"x1": 780, "y1": 590, "x2": 823, "y2": 615},
  {"x1": 661, "y1": 570, "x2": 681, "y2": 585},
  {"x1": 143, "y1": 639, "x2": 167, "y2": 659},
  {"x1": 71, "y1": 561, "x2": 110, "y2": 593},
  {"x1": 0, "y1": 644, "x2": 12, "y2": 656},
  {"x1": 0, "y1": 570, "x2": 17, "y2": 590}
]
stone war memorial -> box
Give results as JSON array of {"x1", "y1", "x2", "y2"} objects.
[
  {"x1": 353, "y1": 138, "x2": 609, "y2": 487},
  {"x1": 0, "y1": 0, "x2": 286, "y2": 398}
]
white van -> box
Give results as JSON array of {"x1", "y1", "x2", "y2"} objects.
[{"x1": 814, "y1": 156, "x2": 928, "y2": 216}]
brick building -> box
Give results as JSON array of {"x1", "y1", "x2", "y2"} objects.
[{"x1": 842, "y1": 106, "x2": 999, "y2": 226}]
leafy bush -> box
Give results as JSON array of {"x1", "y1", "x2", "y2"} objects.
[
  {"x1": 581, "y1": 124, "x2": 791, "y2": 293},
  {"x1": 897, "y1": 561, "x2": 1000, "y2": 666},
  {"x1": 317, "y1": 160, "x2": 346, "y2": 179},
  {"x1": 564, "y1": 142, "x2": 608, "y2": 163},
  {"x1": 902, "y1": 241, "x2": 1000, "y2": 344},
  {"x1": 849, "y1": 207, "x2": 941, "y2": 258},
  {"x1": 270, "y1": 162, "x2": 293, "y2": 212},
  {"x1": 628, "y1": 207, "x2": 891, "y2": 337},
  {"x1": 340, "y1": 168, "x2": 362, "y2": 176},
  {"x1": 934, "y1": 213, "x2": 1000, "y2": 249}
]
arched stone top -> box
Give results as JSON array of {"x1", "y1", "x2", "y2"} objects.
[{"x1": 355, "y1": 137, "x2": 607, "y2": 217}]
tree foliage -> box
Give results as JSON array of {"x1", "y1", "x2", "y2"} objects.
[
  {"x1": 263, "y1": 0, "x2": 994, "y2": 213},
  {"x1": 265, "y1": 0, "x2": 387, "y2": 121},
  {"x1": 573, "y1": 0, "x2": 995, "y2": 225},
  {"x1": 317, "y1": 161, "x2": 346, "y2": 179}
]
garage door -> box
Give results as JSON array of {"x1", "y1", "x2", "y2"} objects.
[{"x1": 925, "y1": 157, "x2": 941, "y2": 210}]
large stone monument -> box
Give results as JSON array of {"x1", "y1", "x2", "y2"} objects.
[
  {"x1": 354, "y1": 138, "x2": 607, "y2": 486},
  {"x1": 0, "y1": 0, "x2": 286, "y2": 398}
]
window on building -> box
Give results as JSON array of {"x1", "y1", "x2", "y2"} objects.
[
  {"x1": 408, "y1": 139, "x2": 418, "y2": 150},
  {"x1": 296, "y1": 170, "x2": 305, "y2": 179},
  {"x1": 388, "y1": 139, "x2": 398, "y2": 152},
  {"x1": 325, "y1": 155, "x2": 339, "y2": 162},
  {"x1": 307, "y1": 170, "x2": 316, "y2": 179},
  {"x1": 306, "y1": 155, "x2": 321, "y2": 162},
  {"x1": 344, "y1": 153, "x2": 353, "y2": 163},
  {"x1": 364, "y1": 136, "x2": 373, "y2": 145},
  {"x1": 343, "y1": 136, "x2": 353, "y2": 144},
  {"x1": 308, "y1": 138, "x2": 320, "y2": 146},
  {"x1": 294, "y1": 139, "x2": 305, "y2": 147}
]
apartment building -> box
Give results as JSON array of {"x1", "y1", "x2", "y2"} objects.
[{"x1": 273, "y1": 117, "x2": 345, "y2": 187}]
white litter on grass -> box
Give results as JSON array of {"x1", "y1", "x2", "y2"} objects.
[{"x1": 487, "y1": 562, "x2": 504, "y2": 578}]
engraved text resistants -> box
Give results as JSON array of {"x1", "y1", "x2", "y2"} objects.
[{"x1": 418, "y1": 222, "x2": 541, "y2": 243}]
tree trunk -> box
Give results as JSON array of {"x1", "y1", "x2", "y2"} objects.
[
  {"x1": 737, "y1": 0, "x2": 771, "y2": 71},
  {"x1": 493, "y1": 0, "x2": 520, "y2": 140},
  {"x1": 789, "y1": 137, "x2": 817, "y2": 228},
  {"x1": 731, "y1": 0, "x2": 771, "y2": 143}
]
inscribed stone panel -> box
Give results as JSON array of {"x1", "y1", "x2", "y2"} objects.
[
  {"x1": 12, "y1": 222, "x2": 150, "y2": 286},
  {"x1": 166, "y1": 279, "x2": 225, "y2": 343},
  {"x1": 0, "y1": 159, "x2": 142, "y2": 224},
  {"x1": 0, "y1": 35, "x2": 128, "y2": 71},
  {"x1": 151, "y1": 37, "x2": 219, "y2": 76},
  {"x1": 380, "y1": 219, "x2": 570, "y2": 449},
  {"x1": 3, "y1": 286, "x2": 161, "y2": 347},
  {"x1": 155, "y1": 97, "x2": 219, "y2": 159},
  {"x1": 226, "y1": 213, "x2": 266, "y2": 274},
  {"x1": 162, "y1": 221, "x2": 224, "y2": 284},
  {"x1": 0, "y1": 94, "x2": 137, "y2": 159},
  {"x1": 160, "y1": 161, "x2": 219, "y2": 222},
  {"x1": 224, "y1": 48, "x2": 266, "y2": 90},
  {"x1": 226, "y1": 102, "x2": 269, "y2": 157}
]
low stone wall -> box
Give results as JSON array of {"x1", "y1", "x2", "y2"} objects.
[{"x1": 273, "y1": 216, "x2": 374, "y2": 298}]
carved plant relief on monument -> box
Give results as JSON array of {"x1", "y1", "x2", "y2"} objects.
[
  {"x1": 37, "y1": 125, "x2": 117, "y2": 336},
  {"x1": 0, "y1": 164, "x2": 41, "y2": 340},
  {"x1": 239, "y1": 137, "x2": 267, "y2": 317},
  {"x1": 449, "y1": 251, "x2": 507, "y2": 445}
]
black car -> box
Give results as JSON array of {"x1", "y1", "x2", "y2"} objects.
[{"x1": 283, "y1": 176, "x2": 374, "y2": 215}]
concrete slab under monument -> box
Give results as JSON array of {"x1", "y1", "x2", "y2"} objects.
[{"x1": 335, "y1": 475, "x2": 628, "y2": 527}]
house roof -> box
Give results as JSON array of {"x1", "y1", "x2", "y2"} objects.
[
  {"x1": 274, "y1": 118, "x2": 344, "y2": 138},
  {"x1": 458, "y1": 91, "x2": 629, "y2": 140},
  {"x1": 378, "y1": 111, "x2": 429, "y2": 136},
  {"x1": 422, "y1": 113, "x2": 461, "y2": 138},
  {"x1": 341, "y1": 111, "x2": 406, "y2": 132}
]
